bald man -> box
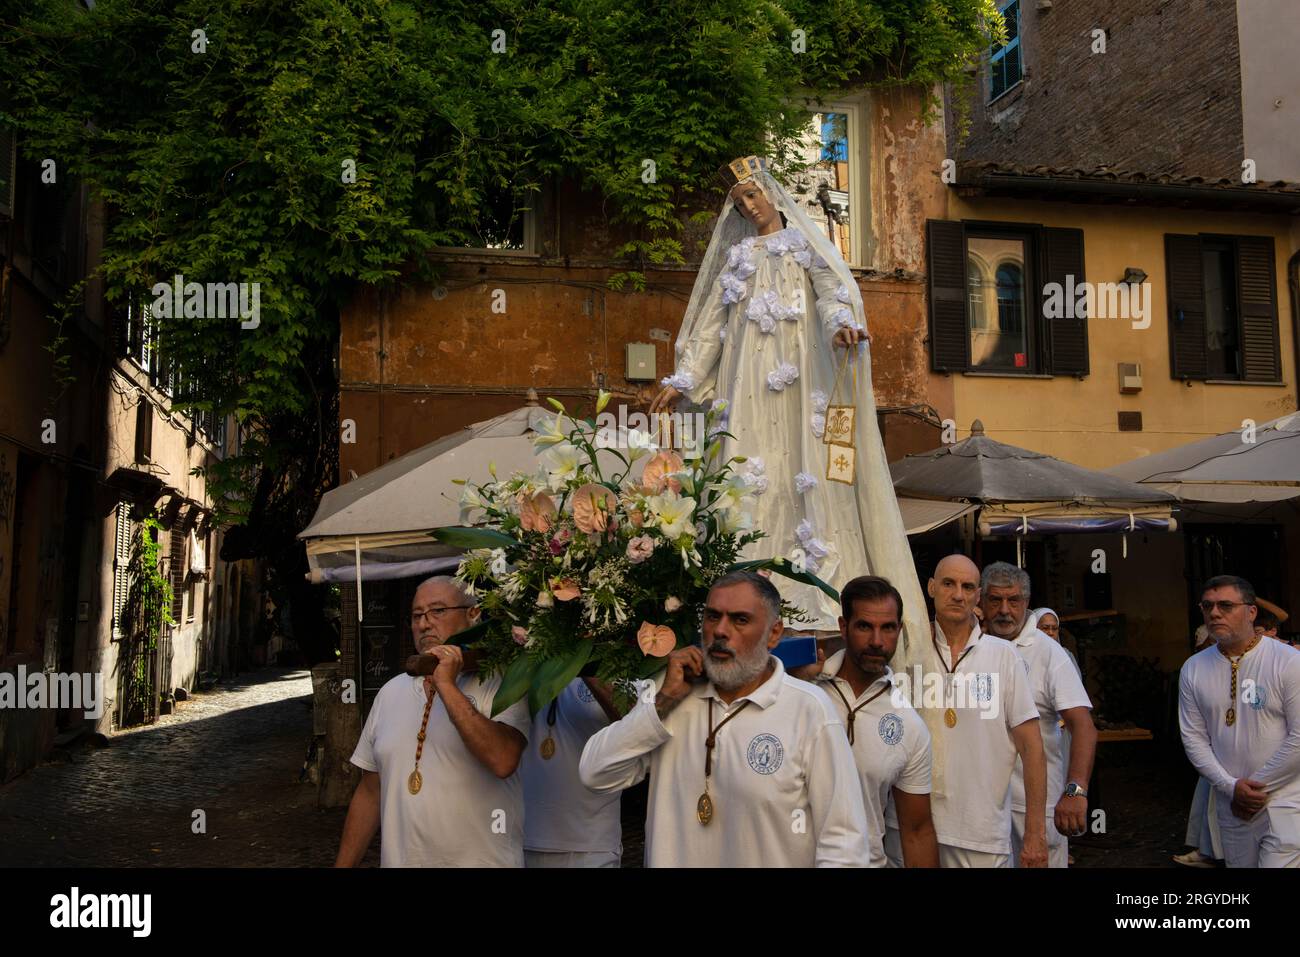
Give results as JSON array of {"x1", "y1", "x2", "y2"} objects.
[{"x1": 904, "y1": 555, "x2": 1046, "y2": 867}]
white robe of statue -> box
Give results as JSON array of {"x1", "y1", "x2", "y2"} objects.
[{"x1": 664, "y1": 224, "x2": 917, "y2": 634}]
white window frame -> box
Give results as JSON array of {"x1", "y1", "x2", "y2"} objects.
[
  {"x1": 989, "y1": 0, "x2": 1023, "y2": 103},
  {"x1": 801, "y1": 98, "x2": 868, "y2": 269}
]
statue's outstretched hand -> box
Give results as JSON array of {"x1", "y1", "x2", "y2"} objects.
[
  {"x1": 650, "y1": 384, "x2": 682, "y2": 415},
  {"x1": 833, "y1": 326, "x2": 872, "y2": 349}
]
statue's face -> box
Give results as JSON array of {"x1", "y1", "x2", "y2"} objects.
[{"x1": 729, "y1": 181, "x2": 780, "y2": 233}]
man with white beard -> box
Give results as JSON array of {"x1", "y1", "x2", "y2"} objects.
[
  {"x1": 579, "y1": 570, "x2": 870, "y2": 866},
  {"x1": 979, "y1": 562, "x2": 1095, "y2": 868}
]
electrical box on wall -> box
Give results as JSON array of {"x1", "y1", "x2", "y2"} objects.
[
  {"x1": 625, "y1": 342, "x2": 656, "y2": 382},
  {"x1": 1118, "y1": 362, "x2": 1143, "y2": 394}
]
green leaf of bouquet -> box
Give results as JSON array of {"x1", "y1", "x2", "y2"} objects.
[
  {"x1": 490, "y1": 652, "x2": 541, "y2": 717},
  {"x1": 448, "y1": 620, "x2": 489, "y2": 647},
  {"x1": 727, "y1": 558, "x2": 841, "y2": 602},
  {"x1": 634, "y1": 653, "x2": 670, "y2": 679},
  {"x1": 430, "y1": 526, "x2": 516, "y2": 549},
  {"x1": 527, "y1": 639, "x2": 595, "y2": 716}
]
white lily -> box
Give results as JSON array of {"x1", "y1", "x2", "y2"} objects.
[
  {"x1": 542, "y1": 442, "x2": 584, "y2": 489},
  {"x1": 716, "y1": 506, "x2": 753, "y2": 536},
  {"x1": 532, "y1": 412, "x2": 570, "y2": 450},
  {"x1": 709, "y1": 474, "x2": 750, "y2": 513},
  {"x1": 458, "y1": 485, "x2": 488, "y2": 521},
  {"x1": 649, "y1": 492, "x2": 698, "y2": 541},
  {"x1": 625, "y1": 428, "x2": 655, "y2": 462}
]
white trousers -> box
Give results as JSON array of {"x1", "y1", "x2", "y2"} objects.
[
  {"x1": 1010, "y1": 809, "x2": 1069, "y2": 868},
  {"x1": 1216, "y1": 805, "x2": 1300, "y2": 868},
  {"x1": 1185, "y1": 776, "x2": 1223, "y2": 859},
  {"x1": 938, "y1": 843, "x2": 1010, "y2": 868},
  {"x1": 524, "y1": 849, "x2": 622, "y2": 868}
]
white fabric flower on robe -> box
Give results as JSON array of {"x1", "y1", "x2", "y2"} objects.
[
  {"x1": 719, "y1": 271, "x2": 748, "y2": 305},
  {"x1": 766, "y1": 362, "x2": 799, "y2": 392},
  {"x1": 746, "y1": 295, "x2": 777, "y2": 335},
  {"x1": 794, "y1": 519, "x2": 831, "y2": 573},
  {"x1": 794, "y1": 472, "x2": 818, "y2": 494},
  {"x1": 740, "y1": 457, "x2": 769, "y2": 496}
]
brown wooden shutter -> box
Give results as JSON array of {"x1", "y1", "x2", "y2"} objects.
[
  {"x1": 926, "y1": 220, "x2": 969, "y2": 372},
  {"x1": 1166, "y1": 234, "x2": 1207, "y2": 379},
  {"x1": 1235, "y1": 236, "x2": 1281, "y2": 382},
  {"x1": 1041, "y1": 227, "x2": 1089, "y2": 376}
]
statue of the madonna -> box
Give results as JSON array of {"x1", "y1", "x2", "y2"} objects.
[{"x1": 650, "y1": 155, "x2": 927, "y2": 643}]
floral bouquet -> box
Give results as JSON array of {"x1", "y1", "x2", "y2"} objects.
[{"x1": 438, "y1": 393, "x2": 837, "y2": 716}]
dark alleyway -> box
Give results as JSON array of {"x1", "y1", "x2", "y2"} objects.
[{"x1": 0, "y1": 668, "x2": 372, "y2": 867}]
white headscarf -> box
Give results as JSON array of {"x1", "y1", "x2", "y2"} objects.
[{"x1": 1030, "y1": 607, "x2": 1059, "y2": 635}]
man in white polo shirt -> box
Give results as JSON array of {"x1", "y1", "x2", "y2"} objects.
[
  {"x1": 905, "y1": 554, "x2": 1046, "y2": 867},
  {"x1": 1180, "y1": 574, "x2": 1300, "y2": 868},
  {"x1": 980, "y1": 562, "x2": 1095, "y2": 868},
  {"x1": 335, "y1": 576, "x2": 531, "y2": 867},
  {"x1": 807, "y1": 574, "x2": 938, "y2": 867},
  {"x1": 579, "y1": 570, "x2": 870, "y2": 867},
  {"x1": 520, "y1": 676, "x2": 637, "y2": 867}
]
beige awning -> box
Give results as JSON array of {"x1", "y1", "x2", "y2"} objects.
[{"x1": 897, "y1": 498, "x2": 977, "y2": 535}]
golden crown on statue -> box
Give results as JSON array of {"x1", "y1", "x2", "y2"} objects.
[{"x1": 717, "y1": 155, "x2": 768, "y2": 189}]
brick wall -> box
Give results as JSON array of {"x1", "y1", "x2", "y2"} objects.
[{"x1": 953, "y1": 0, "x2": 1244, "y2": 179}]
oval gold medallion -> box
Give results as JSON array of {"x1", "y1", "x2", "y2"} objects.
[
  {"x1": 944, "y1": 707, "x2": 957, "y2": 728},
  {"x1": 540, "y1": 736, "x2": 556, "y2": 760},
  {"x1": 407, "y1": 769, "x2": 423, "y2": 795},
  {"x1": 696, "y1": 792, "x2": 714, "y2": 825}
]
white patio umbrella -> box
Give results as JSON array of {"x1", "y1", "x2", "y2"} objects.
[
  {"x1": 299, "y1": 398, "x2": 644, "y2": 589},
  {"x1": 1106, "y1": 411, "x2": 1300, "y2": 503}
]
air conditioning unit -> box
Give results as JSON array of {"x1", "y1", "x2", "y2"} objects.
[{"x1": 1118, "y1": 361, "x2": 1143, "y2": 394}]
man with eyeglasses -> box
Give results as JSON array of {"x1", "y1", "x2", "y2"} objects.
[
  {"x1": 1179, "y1": 574, "x2": 1300, "y2": 868},
  {"x1": 335, "y1": 576, "x2": 531, "y2": 867},
  {"x1": 980, "y1": 562, "x2": 1095, "y2": 869}
]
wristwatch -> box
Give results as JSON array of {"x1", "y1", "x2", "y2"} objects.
[{"x1": 1064, "y1": 782, "x2": 1088, "y2": 798}]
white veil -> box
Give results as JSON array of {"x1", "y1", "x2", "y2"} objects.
[{"x1": 675, "y1": 167, "x2": 866, "y2": 382}]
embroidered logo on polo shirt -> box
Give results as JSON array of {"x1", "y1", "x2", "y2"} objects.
[
  {"x1": 878, "y1": 713, "x2": 904, "y2": 746},
  {"x1": 973, "y1": 673, "x2": 994, "y2": 702},
  {"x1": 747, "y1": 733, "x2": 784, "y2": 774}
]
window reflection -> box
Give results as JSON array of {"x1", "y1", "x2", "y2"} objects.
[
  {"x1": 792, "y1": 111, "x2": 853, "y2": 263},
  {"x1": 967, "y1": 235, "x2": 1029, "y2": 369}
]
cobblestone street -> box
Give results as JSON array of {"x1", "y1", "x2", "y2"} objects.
[{"x1": 0, "y1": 668, "x2": 375, "y2": 867}]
